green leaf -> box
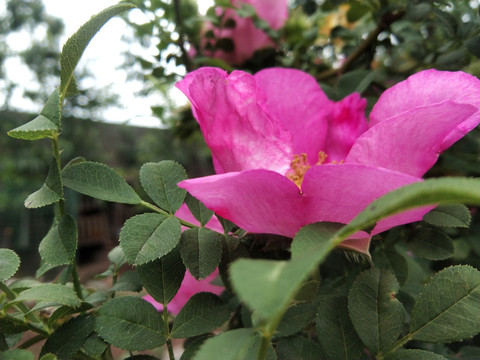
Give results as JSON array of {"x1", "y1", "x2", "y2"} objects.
[
  {"x1": 82, "y1": 333, "x2": 108, "y2": 358},
  {"x1": 41, "y1": 315, "x2": 95, "y2": 359},
  {"x1": 40, "y1": 355, "x2": 57, "y2": 360},
  {"x1": 7, "y1": 89, "x2": 60, "y2": 140},
  {"x1": 336, "y1": 177, "x2": 480, "y2": 242},
  {"x1": 62, "y1": 161, "x2": 142, "y2": 204},
  {"x1": 111, "y1": 271, "x2": 142, "y2": 292},
  {"x1": 137, "y1": 248, "x2": 185, "y2": 305},
  {"x1": 47, "y1": 303, "x2": 93, "y2": 328},
  {"x1": 316, "y1": 296, "x2": 365, "y2": 360},
  {"x1": 291, "y1": 222, "x2": 343, "y2": 259},
  {"x1": 408, "y1": 227, "x2": 454, "y2": 260},
  {"x1": 0, "y1": 318, "x2": 30, "y2": 334},
  {"x1": 276, "y1": 303, "x2": 316, "y2": 338},
  {"x1": 466, "y1": 35, "x2": 480, "y2": 58},
  {"x1": 95, "y1": 296, "x2": 166, "y2": 351},
  {"x1": 230, "y1": 223, "x2": 336, "y2": 320},
  {"x1": 348, "y1": 268, "x2": 404, "y2": 355},
  {"x1": 194, "y1": 328, "x2": 256, "y2": 360},
  {"x1": 0, "y1": 249, "x2": 20, "y2": 281},
  {"x1": 410, "y1": 265, "x2": 480, "y2": 342},
  {"x1": 120, "y1": 213, "x2": 181, "y2": 265},
  {"x1": 185, "y1": 193, "x2": 214, "y2": 226},
  {"x1": 171, "y1": 292, "x2": 230, "y2": 338},
  {"x1": 180, "y1": 336, "x2": 209, "y2": 360},
  {"x1": 338, "y1": 70, "x2": 377, "y2": 98},
  {"x1": 39, "y1": 215, "x2": 78, "y2": 266},
  {"x1": 25, "y1": 158, "x2": 63, "y2": 208},
  {"x1": 13, "y1": 284, "x2": 81, "y2": 310},
  {"x1": 60, "y1": 3, "x2": 136, "y2": 98},
  {"x1": 140, "y1": 161, "x2": 187, "y2": 214},
  {"x1": 0, "y1": 349, "x2": 34, "y2": 360},
  {"x1": 384, "y1": 349, "x2": 448, "y2": 360},
  {"x1": 180, "y1": 228, "x2": 222, "y2": 280},
  {"x1": 107, "y1": 246, "x2": 126, "y2": 267},
  {"x1": 275, "y1": 335, "x2": 326, "y2": 360},
  {"x1": 373, "y1": 248, "x2": 408, "y2": 286},
  {"x1": 423, "y1": 204, "x2": 471, "y2": 228}
]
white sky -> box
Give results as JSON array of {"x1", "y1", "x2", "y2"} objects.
[{"x1": 6, "y1": 0, "x2": 213, "y2": 127}]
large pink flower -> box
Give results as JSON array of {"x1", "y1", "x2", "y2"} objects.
[
  {"x1": 201, "y1": 0, "x2": 288, "y2": 65},
  {"x1": 176, "y1": 67, "x2": 480, "y2": 254},
  {"x1": 144, "y1": 204, "x2": 224, "y2": 315}
]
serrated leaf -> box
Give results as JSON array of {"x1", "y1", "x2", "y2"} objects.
[
  {"x1": 62, "y1": 161, "x2": 141, "y2": 204},
  {"x1": 348, "y1": 268, "x2": 404, "y2": 355},
  {"x1": 39, "y1": 215, "x2": 78, "y2": 266},
  {"x1": 7, "y1": 115, "x2": 58, "y2": 141},
  {"x1": 185, "y1": 193, "x2": 214, "y2": 226},
  {"x1": 0, "y1": 349, "x2": 34, "y2": 360},
  {"x1": 276, "y1": 303, "x2": 316, "y2": 338},
  {"x1": 13, "y1": 284, "x2": 81, "y2": 309},
  {"x1": 120, "y1": 213, "x2": 181, "y2": 265},
  {"x1": 140, "y1": 161, "x2": 187, "y2": 214},
  {"x1": 180, "y1": 228, "x2": 222, "y2": 280},
  {"x1": 409, "y1": 227, "x2": 454, "y2": 260},
  {"x1": 384, "y1": 349, "x2": 448, "y2": 360},
  {"x1": 373, "y1": 248, "x2": 408, "y2": 286},
  {"x1": 275, "y1": 335, "x2": 327, "y2": 360},
  {"x1": 423, "y1": 204, "x2": 471, "y2": 228},
  {"x1": 60, "y1": 3, "x2": 136, "y2": 98},
  {"x1": 0, "y1": 249, "x2": 21, "y2": 281},
  {"x1": 25, "y1": 158, "x2": 63, "y2": 208},
  {"x1": 137, "y1": 248, "x2": 185, "y2": 305},
  {"x1": 41, "y1": 315, "x2": 95, "y2": 359},
  {"x1": 193, "y1": 328, "x2": 256, "y2": 360},
  {"x1": 171, "y1": 292, "x2": 230, "y2": 338},
  {"x1": 410, "y1": 265, "x2": 480, "y2": 342},
  {"x1": 95, "y1": 296, "x2": 166, "y2": 351},
  {"x1": 316, "y1": 296, "x2": 365, "y2": 360}
]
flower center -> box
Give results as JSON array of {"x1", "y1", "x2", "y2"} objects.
[{"x1": 286, "y1": 151, "x2": 328, "y2": 188}]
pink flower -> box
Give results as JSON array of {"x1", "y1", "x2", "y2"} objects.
[
  {"x1": 201, "y1": 0, "x2": 288, "y2": 65},
  {"x1": 143, "y1": 204, "x2": 224, "y2": 315},
  {"x1": 176, "y1": 67, "x2": 480, "y2": 254}
]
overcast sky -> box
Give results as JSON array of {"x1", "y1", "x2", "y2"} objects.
[{"x1": 7, "y1": 1, "x2": 213, "y2": 127}]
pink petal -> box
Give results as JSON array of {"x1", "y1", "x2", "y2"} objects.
[
  {"x1": 207, "y1": 9, "x2": 273, "y2": 65},
  {"x1": 179, "y1": 170, "x2": 305, "y2": 238},
  {"x1": 176, "y1": 68, "x2": 293, "y2": 174},
  {"x1": 324, "y1": 93, "x2": 368, "y2": 162},
  {"x1": 346, "y1": 101, "x2": 477, "y2": 177},
  {"x1": 301, "y1": 164, "x2": 422, "y2": 225},
  {"x1": 254, "y1": 68, "x2": 331, "y2": 162},
  {"x1": 234, "y1": 0, "x2": 288, "y2": 30},
  {"x1": 175, "y1": 203, "x2": 224, "y2": 233},
  {"x1": 143, "y1": 270, "x2": 223, "y2": 316},
  {"x1": 370, "y1": 70, "x2": 480, "y2": 150}
]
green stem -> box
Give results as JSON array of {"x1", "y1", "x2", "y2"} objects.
[
  {"x1": 163, "y1": 306, "x2": 176, "y2": 360},
  {"x1": 382, "y1": 333, "x2": 413, "y2": 356},
  {"x1": 140, "y1": 200, "x2": 199, "y2": 229},
  {"x1": 0, "y1": 282, "x2": 48, "y2": 329},
  {"x1": 19, "y1": 334, "x2": 47, "y2": 349},
  {"x1": 71, "y1": 261, "x2": 84, "y2": 301},
  {"x1": 1, "y1": 313, "x2": 50, "y2": 337}
]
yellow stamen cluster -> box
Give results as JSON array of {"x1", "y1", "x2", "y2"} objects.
[{"x1": 286, "y1": 151, "x2": 328, "y2": 188}]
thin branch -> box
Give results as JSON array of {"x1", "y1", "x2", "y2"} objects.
[{"x1": 317, "y1": 10, "x2": 405, "y2": 81}]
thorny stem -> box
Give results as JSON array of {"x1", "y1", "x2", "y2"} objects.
[
  {"x1": 317, "y1": 9, "x2": 405, "y2": 81},
  {"x1": 173, "y1": 0, "x2": 194, "y2": 72}
]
